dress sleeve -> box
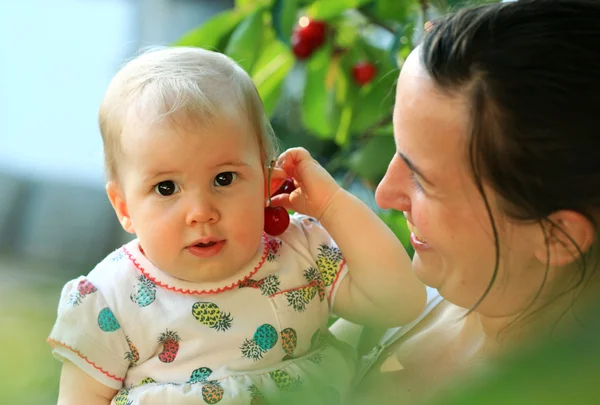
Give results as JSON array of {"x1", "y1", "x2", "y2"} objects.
[
  {"x1": 47, "y1": 276, "x2": 130, "y2": 390},
  {"x1": 291, "y1": 213, "x2": 349, "y2": 311}
]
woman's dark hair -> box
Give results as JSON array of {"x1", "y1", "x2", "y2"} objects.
[{"x1": 421, "y1": 0, "x2": 600, "y2": 317}]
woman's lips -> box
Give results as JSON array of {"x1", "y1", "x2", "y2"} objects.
[{"x1": 406, "y1": 220, "x2": 431, "y2": 251}]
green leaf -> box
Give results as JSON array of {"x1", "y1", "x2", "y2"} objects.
[
  {"x1": 374, "y1": 0, "x2": 414, "y2": 23},
  {"x1": 236, "y1": 0, "x2": 273, "y2": 10},
  {"x1": 271, "y1": 0, "x2": 299, "y2": 45},
  {"x1": 251, "y1": 40, "x2": 295, "y2": 117},
  {"x1": 174, "y1": 10, "x2": 247, "y2": 50},
  {"x1": 224, "y1": 10, "x2": 266, "y2": 73},
  {"x1": 349, "y1": 39, "x2": 398, "y2": 134},
  {"x1": 302, "y1": 44, "x2": 336, "y2": 138},
  {"x1": 347, "y1": 134, "x2": 395, "y2": 184},
  {"x1": 306, "y1": 0, "x2": 375, "y2": 20}
]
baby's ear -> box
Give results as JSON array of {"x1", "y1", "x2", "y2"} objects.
[
  {"x1": 106, "y1": 181, "x2": 135, "y2": 234},
  {"x1": 263, "y1": 166, "x2": 287, "y2": 201},
  {"x1": 534, "y1": 211, "x2": 596, "y2": 267}
]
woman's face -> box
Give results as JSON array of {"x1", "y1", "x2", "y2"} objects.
[{"x1": 376, "y1": 49, "x2": 547, "y2": 316}]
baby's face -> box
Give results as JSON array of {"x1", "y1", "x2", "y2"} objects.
[{"x1": 116, "y1": 113, "x2": 267, "y2": 283}]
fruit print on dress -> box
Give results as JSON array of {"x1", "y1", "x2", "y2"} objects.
[
  {"x1": 124, "y1": 335, "x2": 140, "y2": 366},
  {"x1": 240, "y1": 324, "x2": 278, "y2": 361},
  {"x1": 139, "y1": 377, "x2": 156, "y2": 385},
  {"x1": 316, "y1": 244, "x2": 343, "y2": 287},
  {"x1": 113, "y1": 388, "x2": 129, "y2": 405},
  {"x1": 68, "y1": 278, "x2": 97, "y2": 306},
  {"x1": 238, "y1": 275, "x2": 280, "y2": 296},
  {"x1": 304, "y1": 267, "x2": 325, "y2": 301},
  {"x1": 97, "y1": 307, "x2": 120, "y2": 332},
  {"x1": 130, "y1": 274, "x2": 156, "y2": 307},
  {"x1": 248, "y1": 384, "x2": 266, "y2": 405},
  {"x1": 269, "y1": 369, "x2": 303, "y2": 392},
  {"x1": 109, "y1": 248, "x2": 126, "y2": 262},
  {"x1": 284, "y1": 284, "x2": 318, "y2": 312},
  {"x1": 189, "y1": 367, "x2": 212, "y2": 384},
  {"x1": 202, "y1": 380, "x2": 224, "y2": 404},
  {"x1": 266, "y1": 238, "x2": 283, "y2": 262},
  {"x1": 192, "y1": 302, "x2": 233, "y2": 332},
  {"x1": 281, "y1": 327, "x2": 297, "y2": 360},
  {"x1": 157, "y1": 330, "x2": 181, "y2": 363}
]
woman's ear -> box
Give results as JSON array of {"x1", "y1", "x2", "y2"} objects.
[
  {"x1": 106, "y1": 181, "x2": 135, "y2": 234},
  {"x1": 263, "y1": 166, "x2": 287, "y2": 201},
  {"x1": 534, "y1": 211, "x2": 596, "y2": 266}
]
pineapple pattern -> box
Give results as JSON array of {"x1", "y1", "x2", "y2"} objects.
[
  {"x1": 267, "y1": 238, "x2": 283, "y2": 262},
  {"x1": 192, "y1": 302, "x2": 233, "y2": 332},
  {"x1": 189, "y1": 367, "x2": 212, "y2": 384},
  {"x1": 124, "y1": 335, "x2": 140, "y2": 366},
  {"x1": 248, "y1": 385, "x2": 266, "y2": 405},
  {"x1": 130, "y1": 274, "x2": 156, "y2": 307},
  {"x1": 303, "y1": 267, "x2": 325, "y2": 301},
  {"x1": 269, "y1": 370, "x2": 303, "y2": 392},
  {"x1": 158, "y1": 330, "x2": 181, "y2": 363},
  {"x1": 109, "y1": 248, "x2": 126, "y2": 262},
  {"x1": 239, "y1": 275, "x2": 280, "y2": 296},
  {"x1": 240, "y1": 324, "x2": 278, "y2": 361},
  {"x1": 97, "y1": 307, "x2": 120, "y2": 332},
  {"x1": 113, "y1": 388, "x2": 129, "y2": 405},
  {"x1": 316, "y1": 243, "x2": 343, "y2": 287},
  {"x1": 284, "y1": 285, "x2": 318, "y2": 312},
  {"x1": 281, "y1": 327, "x2": 297, "y2": 360},
  {"x1": 139, "y1": 377, "x2": 156, "y2": 385},
  {"x1": 202, "y1": 381, "x2": 224, "y2": 404},
  {"x1": 68, "y1": 278, "x2": 97, "y2": 306}
]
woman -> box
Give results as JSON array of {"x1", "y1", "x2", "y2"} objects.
[{"x1": 332, "y1": 0, "x2": 600, "y2": 403}]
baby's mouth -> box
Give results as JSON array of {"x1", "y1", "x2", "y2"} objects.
[
  {"x1": 195, "y1": 242, "x2": 216, "y2": 248},
  {"x1": 406, "y1": 221, "x2": 427, "y2": 243}
]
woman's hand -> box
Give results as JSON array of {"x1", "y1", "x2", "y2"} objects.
[{"x1": 270, "y1": 147, "x2": 341, "y2": 220}]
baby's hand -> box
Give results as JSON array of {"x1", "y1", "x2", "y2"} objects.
[{"x1": 270, "y1": 147, "x2": 341, "y2": 220}]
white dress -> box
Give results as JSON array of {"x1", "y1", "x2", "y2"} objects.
[{"x1": 48, "y1": 214, "x2": 357, "y2": 405}]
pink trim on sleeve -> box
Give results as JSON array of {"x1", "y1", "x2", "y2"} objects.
[
  {"x1": 47, "y1": 338, "x2": 125, "y2": 382},
  {"x1": 328, "y1": 258, "x2": 347, "y2": 303}
]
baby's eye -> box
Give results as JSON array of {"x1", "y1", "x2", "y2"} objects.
[
  {"x1": 214, "y1": 172, "x2": 237, "y2": 187},
  {"x1": 154, "y1": 181, "x2": 180, "y2": 196}
]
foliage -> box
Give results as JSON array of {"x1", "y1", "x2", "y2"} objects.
[{"x1": 176, "y1": 0, "x2": 497, "y2": 256}]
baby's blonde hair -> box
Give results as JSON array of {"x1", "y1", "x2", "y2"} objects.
[{"x1": 98, "y1": 46, "x2": 279, "y2": 181}]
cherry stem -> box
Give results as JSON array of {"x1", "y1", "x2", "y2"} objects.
[{"x1": 267, "y1": 159, "x2": 275, "y2": 207}]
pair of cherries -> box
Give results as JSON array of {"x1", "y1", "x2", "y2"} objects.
[{"x1": 264, "y1": 172, "x2": 296, "y2": 236}]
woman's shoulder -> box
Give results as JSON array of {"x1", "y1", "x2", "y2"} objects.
[{"x1": 330, "y1": 287, "x2": 444, "y2": 350}]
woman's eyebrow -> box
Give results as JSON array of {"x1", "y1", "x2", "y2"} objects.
[{"x1": 398, "y1": 152, "x2": 434, "y2": 185}]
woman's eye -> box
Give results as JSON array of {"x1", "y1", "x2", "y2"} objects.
[
  {"x1": 214, "y1": 172, "x2": 237, "y2": 187},
  {"x1": 154, "y1": 181, "x2": 180, "y2": 196},
  {"x1": 410, "y1": 172, "x2": 424, "y2": 192}
]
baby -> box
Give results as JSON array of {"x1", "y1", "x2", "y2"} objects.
[{"x1": 47, "y1": 47, "x2": 426, "y2": 405}]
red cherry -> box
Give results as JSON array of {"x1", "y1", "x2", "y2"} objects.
[
  {"x1": 271, "y1": 178, "x2": 296, "y2": 197},
  {"x1": 296, "y1": 20, "x2": 327, "y2": 49},
  {"x1": 264, "y1": 206, "x2": 290, "y2": 236},
  {"x1": 292, "y1": 34, "x2": 313, "y2": 60},
  {"x1": 352, "y1": 62, "x2": 377, "y2": 86}
]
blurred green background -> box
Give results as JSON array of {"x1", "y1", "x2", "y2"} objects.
[{"x1": 4, "y1": 0, "x2": 599, "y2": 404}]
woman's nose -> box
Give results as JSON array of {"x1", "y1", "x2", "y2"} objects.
[{"x1": 375, "y1": 158, "x2": 411, "y2": 212}]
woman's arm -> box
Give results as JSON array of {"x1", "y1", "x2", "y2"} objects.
[{"x1": 57, "y1": 360, "x2": 117, "y2": 405}]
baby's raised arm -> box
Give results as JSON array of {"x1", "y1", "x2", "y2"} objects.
[
  {"x1": 57, "y1": 360, "x2": 117, "y2": 405},
  {"x1": 271, "y1": 148, "x2": 426, "y2": 327}
]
